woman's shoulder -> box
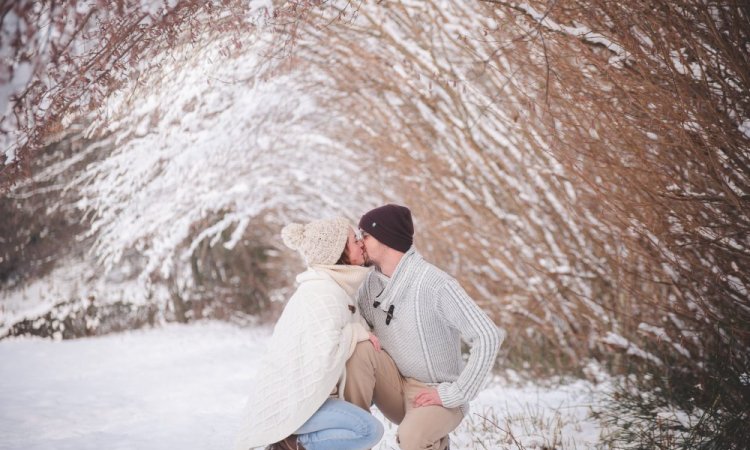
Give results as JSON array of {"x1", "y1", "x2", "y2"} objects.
[
  {"x1": 292, "y1": 274, "x2": 347, "y2": 305},
  {"x1": 276, "y1": 281, "x2": 349, "y2": 334}
]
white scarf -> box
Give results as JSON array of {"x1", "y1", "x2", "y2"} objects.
[{"x1": 311, "y1": 264, "x2": 371, "y2": 297}]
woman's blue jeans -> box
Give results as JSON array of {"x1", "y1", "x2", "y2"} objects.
[{"x1": 295, "y1": 398, "x2": 384, "y2": 450}]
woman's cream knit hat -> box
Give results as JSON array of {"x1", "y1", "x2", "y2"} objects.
[{"x1": 281, "y1": 217, "x2": 350, "y2": 266}]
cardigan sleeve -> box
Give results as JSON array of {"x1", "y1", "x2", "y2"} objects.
[
  {"x1": 435, "y1": 279, "x2": 503, "y2": 408},
  {"x1": 303, "y1": 292, "x2": 357, "y2": 362},
  {"x1": 347, "y1": 321, "x2": 371, "y2": 358}
]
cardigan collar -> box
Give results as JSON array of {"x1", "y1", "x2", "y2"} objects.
[
  {"x1": 372, "y1": 246, "x2": 421, "y2": 311},
  {"x1": 306, "y1": 264, "x2": 371, "y2": 298}
]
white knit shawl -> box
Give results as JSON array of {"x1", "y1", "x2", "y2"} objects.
[{"x1": 235, "y1": 267, "x2": 369, "y2": 450}]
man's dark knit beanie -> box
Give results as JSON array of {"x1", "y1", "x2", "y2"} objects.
[{"x1": 358, "y1": 204, "x2": 414, "y2": 253}]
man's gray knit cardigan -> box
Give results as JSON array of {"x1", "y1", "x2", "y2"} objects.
[{"x1": 357, "y1": 247, "x2": 504, "y2": 410}]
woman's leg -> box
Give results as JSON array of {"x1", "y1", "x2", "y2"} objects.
[{"x1": 295, "y1": 398, "x2": 384, "y2": 450}]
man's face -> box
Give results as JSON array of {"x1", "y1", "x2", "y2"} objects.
[
  {"x1": 360, "y1": 231, "x2": 381, "y2": 268},
  {"x1": 345, "y1": 229, "x2": 366, "y2": 266}
]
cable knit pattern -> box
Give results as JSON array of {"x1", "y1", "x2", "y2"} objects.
[
  {"x1": 312, "y1": 264, "x2": 373, "y2": 356},
  {"x1": 235, "y1": 268, "x2": 368, "y2": 450},
  {"x1": 357, "y1": 247, "x2": 504, "y2": 410}
]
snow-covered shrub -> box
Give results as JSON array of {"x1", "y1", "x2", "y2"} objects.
[
  {"x1": 284, "y1": 1, "x2": 749, "y2": 447},
  {"x1": 0, "y1": 133, "x2": 92, "y2": 288},
  {"x1": 1, "y1": 1, "x2": 379, "y2": 337},
  {"x1": 1, "y1": 0, "x2": 267, "y2": 185}
]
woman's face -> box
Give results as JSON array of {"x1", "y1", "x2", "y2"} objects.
[{"x1": 344, "y1": 228, "x2": 366, "y2": 266}]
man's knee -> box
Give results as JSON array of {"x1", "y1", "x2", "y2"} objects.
[
  {"x1": 345, "y1": 342, "x2": 378, "y2": 389},
  {"x1": 345, "y1": 341, "x2": 379, "y2": 410},
  {"x1": 397, "y1": 425, "x2": 442, "y2": 450},
  {"x1": 347, "y1": 341, "x2": 376, "y2": 367}
]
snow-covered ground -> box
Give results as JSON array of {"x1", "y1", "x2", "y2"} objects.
[{"x1": 0, "y1": 322, "x2": 609, "y2": 449}]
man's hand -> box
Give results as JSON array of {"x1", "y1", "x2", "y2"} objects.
[
  {"x1": 413, "y1": 388, "x2": 443, "y2": 408},
  {"x1": 369, "y1": 333, "x2": 381, "y2": 352}
]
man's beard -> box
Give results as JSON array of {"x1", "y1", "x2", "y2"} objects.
[{"x1": 363, "y1": 252, "x2": 377, "y2": 268}]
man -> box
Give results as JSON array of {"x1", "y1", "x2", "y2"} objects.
[{"x1": 345, "y1": 204, "x2": 503, "y2": 450}]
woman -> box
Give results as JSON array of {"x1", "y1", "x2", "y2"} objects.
[{"x1": 235, "y1": 217, "x2": 383, "y2": 450}]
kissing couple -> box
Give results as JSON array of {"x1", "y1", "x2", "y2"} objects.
[{"x1": 236, "y1": 204, "x2": 503, "y2": 450}]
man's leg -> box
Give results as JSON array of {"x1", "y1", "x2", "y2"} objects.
[
  {"x1": 344, "y1": 341, "x2": 406, "y2": 425},
  {"x1": 396, "y1": 379, "x2": 464, "y2": 450}
]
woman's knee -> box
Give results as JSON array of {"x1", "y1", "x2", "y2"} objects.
[
  {"x1": 334, "y1": 399, "x2": 383, "y2": 448},
  {"x1": 362, "y1": 415, "x2": 384, "y2": 448}
]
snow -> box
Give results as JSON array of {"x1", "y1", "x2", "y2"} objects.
[
  {"x1": 740, "y1": 119, "x2": 750, "y2": 139},
  {"x1": 637, "y1": 323, "x2": 691, "y2": 358},
  {"x1": 727, "y1": 275, "x2": 747, "y2": 296},
  {"x1": 602, "y1": 331, "x2": 664, "y2": 366},
  {"x1": 0, "y1": 322, "x2": 610, "y2": 449},
  {"x1": 512, "y1": 3, "x2": 628, "y2": 65}
]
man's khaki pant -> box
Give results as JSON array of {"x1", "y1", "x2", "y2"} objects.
[{"x1": 344, "y1": 342, "x2": 464, "y2": 450}]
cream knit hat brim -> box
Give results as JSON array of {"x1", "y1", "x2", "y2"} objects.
[{"x1": 281, "y1": 217, "x2": 351, "y2": 266}]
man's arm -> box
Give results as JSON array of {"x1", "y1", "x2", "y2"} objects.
[{"x1": 435, "y1": 279, "x2": 503, "y2": 408}]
